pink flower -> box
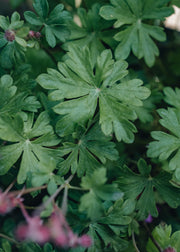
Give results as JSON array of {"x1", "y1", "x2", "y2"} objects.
[
  {"x1": 16, "y1": 216, "x2": 50, "y2": 244},
  {"x1": 78, "y1": 234, "x2": 92, "y2": 247},
  {"x1": 0, "y1": 190, "x2": 21, "y2": 215},
  {"x1": 48, "y1": 212, "x2": 68, "y2": 246},
  {"x1": 48, "y1": 205, "x2": 92, "y2": 248},
  {"x1": 28, "y1": 30, "x2": 35, "y2": 38}
]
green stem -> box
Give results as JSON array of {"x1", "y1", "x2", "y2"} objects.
[
  {"x1": 34, "y1": 174, "x2": 74, "y2": 216},
  {"x1": 143, "y1": 222, "x2": 163, "y2": 252},
  {"x1": 11, "y1": 185, "x2": 47, "y2": 196},
  {"x1": 68, "y1": 185, "x2": 88, "y2": 191},
  {"x1": 0, "y1": 233, "x2": 19, "y2": 245},
  {"x1": 132, "y1": 231, "x2": 141, "y2": 252}
]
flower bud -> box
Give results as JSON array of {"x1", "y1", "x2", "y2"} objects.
[
  {"x1": 4, "y1": 30, "x2": 15, "y2": 41},
  {"x1": 163, "y1": 247, "x2": 176, "y2": 252},
  {"x1": 78, "y1": 234, "x2": 92, "y2": 247}
]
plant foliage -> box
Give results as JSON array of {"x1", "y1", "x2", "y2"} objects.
[{"x1": 0, "y1": 0, "x2": 180, "y2": 251}]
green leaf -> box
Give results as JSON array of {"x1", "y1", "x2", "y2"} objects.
[
  {"x1": 45, "y1": 26, "x2": 56, "y2": 48},
  {"x1": 79, "y1": 190, "x2": 103, "y2": 220},
  {"x1": 57, "y1": 123, "x2": 118, "y2": 176},
  {"x1": 79, "y1": 167, "x2": 123, "y2": 219},
  {"x1": 0, "y1": 112, "x2": 62, "y2": 184},
  {"x1": 24, "y1": 11, "x2": 43, "y2": 26},
  {"x1": 98, "y1": 199, "x2": 135, "y2": 225},
  {"x1": 146, "y1": 224, "x2": 180, "y2": 252},
  {"x1": 100, "y1": 0, "x2": 173, "y2": 66},
  {"x1": 91, "y1": 223, "x2": 129, "y2": 251},
  {"x1": 25, "y1": 3, "x2": 71, "y2": 47},
  {"x1": 37, "y1": 46, "x2": 150, "y2": 143},
  {"x1": 147, "y1": 108, "x2": 180, "y2": 181},
  {"x1": 33, "y1": 0, "x2": 49, "y2": 19},
  {"x1": 117, "y1": 159, "x2": 180, "y2": 220},
  {"x1": 0, "y1": 75, "x2": 41, "y2": 115},
  {"x1": 164, "y1": 87, "x2": 180, "y2": 109},
  {"x1": 0, "y1": 16, "x2": 10, "y2": 30},
  {"x1": 63, "y1": 4, "x2": 117, "y2": 63}
]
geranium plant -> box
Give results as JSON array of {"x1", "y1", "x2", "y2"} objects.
[{"x1": 0, "y1": 0, "x2": 180, "y2": 251}]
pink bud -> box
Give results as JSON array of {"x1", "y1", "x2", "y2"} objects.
[
  {"x1": 28, "y1": 30, "x2": 35, "y2": 38},
  {"x1": 78, "y1": 234, "x2": 92, "y2": 247},
  {"x1": 0, "y1": 190, "x2": 20, "y2": 215},
  {"x1": 163, "y1": 247, "x2": 176, "y2": 252},
  {"x1": 4, "y1": 30, "x2": 15, "y2": 41},
  {"x1": 35, "y1": 32, "x2": 41, "y2": 38},
  {"x1": 48, "y1": 212, "x2": 68, "y2": 246}
]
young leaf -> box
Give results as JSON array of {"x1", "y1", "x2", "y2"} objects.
[
  {"x1": 24, "y1": 3, "x2": 71, "y2": 47},
  {"x1": 37, "y1": 46, "x2": 150, "y2": 143},
  {"x1": 79, "y1": 167, "x2": 123, "y2": 219},
  {"x1": 100, "y1": 0, "x2": 173, "y2": 66}
]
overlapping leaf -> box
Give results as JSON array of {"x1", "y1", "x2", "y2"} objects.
[
  {"x1": 147, "y1": 224, "x2": 180, "y2": 252},
  {"x1": 100, "y1": 0, "x2": 173, "y2": 66},
  {"x1": 63, "y1": 4, "x2": 117, "y2": 63},
  {"x1": 117, "y1": 159, "x2": 180, "y2": 220},
  {"x1": 147, "y1": 108, "x2": 180, "y2": 181},
  {"x1": 24, "y1": 2, "x2": 71, "y2": 47},
  {"x1": 0, "y1": 75, "x2": 41, "y2": 115},
  {"x1": 57, "y1": 123, "x2": 118, "y2": 177},
  {"x1": 79, "y1": 167, "x2": 123, "y2": 219},
  {"x1": 0, "y1": 112, "x2": 62, "y2": 184},
  {"x1": 37, "y1": 46, "x2": 150, "y2": 143},
  {"x1": 86, "y1": 198, "x2": 135, "y2": 251}
]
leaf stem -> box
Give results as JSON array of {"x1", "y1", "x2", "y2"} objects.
[
  {"x1": 132, "y1": 231, "x2": 141, "y2": 252},
  {"x1": 143, "y1": 221, "x2": 163, "y2": 252},
  {"x1": 0, "y1": 233, "x2": 19, "y2": 245},
  {"x1": 61, "y1": 185, "x2": 68, "y2": 215},
  {"x1": 39, "y1": 24, "x2": 45, "y2": 32},
  {"x1": 4, "y1": 178, "x2": 17, "y2": 194},
  {"x1": 68, "y1": 185, "x2": 88, "y2": 191},
  {"x1": 34, "y1": 175, "x2": 74, "y2": 216},
  {"x1": 11, "y1": 185, "x2": 47, "y2": 196}
]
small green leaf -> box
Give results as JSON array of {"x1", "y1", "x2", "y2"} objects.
[
  {"x1": 33, "y1": 0, "x2": 49, "y2": 19},
  {"x1": 45, "y1": 26, "x2": 56, "y2": 48},
  {"x1": 24, "y1": 11, "x2": 43, "y2": 25}
]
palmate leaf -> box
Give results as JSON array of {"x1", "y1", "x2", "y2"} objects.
[
  {"x1": 146, "y1": 224, "x2": 180, "y2": 252},
  {"x1": 63, "y1": 4, "x2": 117, "y2": 63},
  {"x1": 85, "y1": 199, "x2": 135, "y2": 251},
  {"x1": 37, "y1": 46, "x2": 150, "y2": 143},
  {"x1": 147, "y1": 108, "x2": 180, "y2": 181},
  {"x1": 100, "y1": 0, "x2": 173, "y2": 67},
  {"x1": 57, "y1": 123, "x2": 118, "y2": 177},
  {"x1": 79, "y1": 167, "x2": 123, "y2": 220},
  {"x1": 0, "y1": 112, "x2": 62, "y2": 184},
  {"x1": 24, "y1": 3, "x2": 71, "y2": 47},
  {"x1": 117, "y1": 159, "x2": 180, "y2": 220},
  {"x1": 0, "y1": 74, "x2": 41, "y2": 115}
]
